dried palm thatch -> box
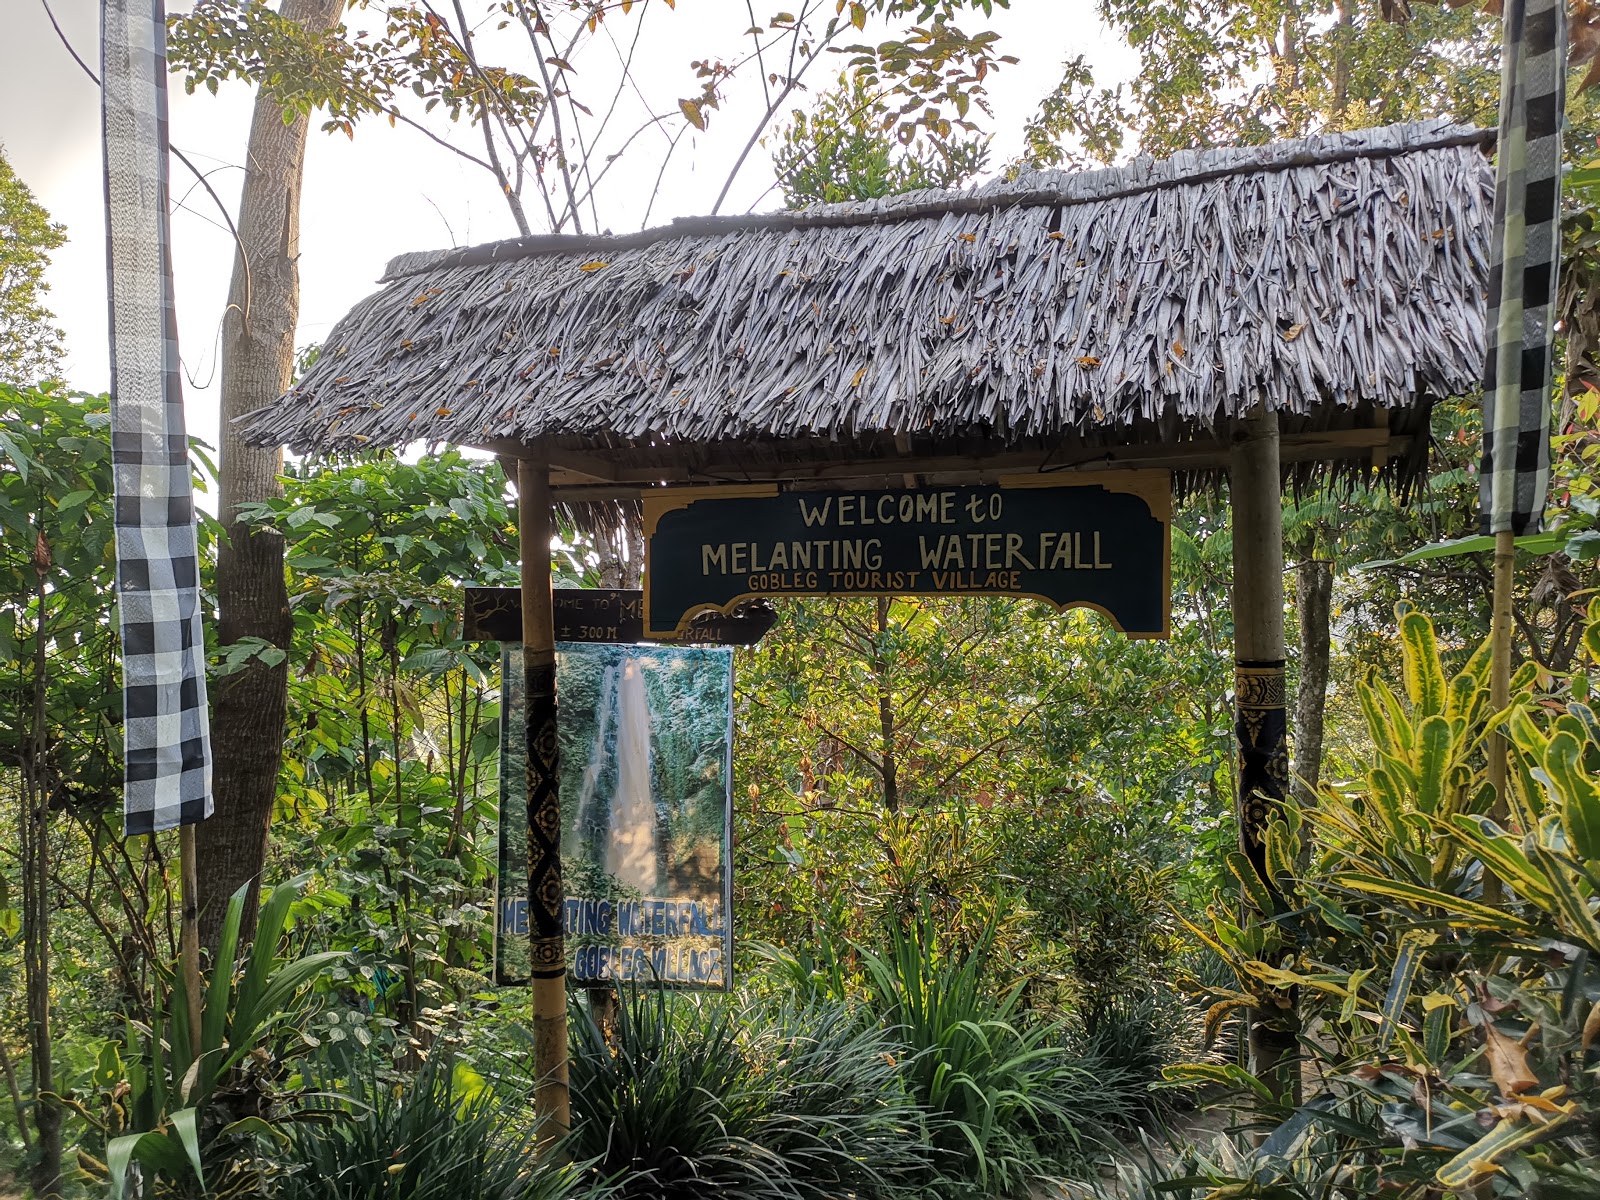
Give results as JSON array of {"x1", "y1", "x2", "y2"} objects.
[{"x1": 244, "y1": 119, "x2": 1492, "y2": 504}]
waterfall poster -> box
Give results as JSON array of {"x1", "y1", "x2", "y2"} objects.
[{"x1": 495, "y1": 642, "x2": 734, "y2": 989}]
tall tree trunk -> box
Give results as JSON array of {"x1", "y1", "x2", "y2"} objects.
[
  {"x1": 197, "y1": 0, "x2": 345, "y2": 953},
  {"x1": 1294, "y1": 553, "x2": 1333, "y2": 803},
  {"x1": 1332, "y1": 0, "x2": 1356, "y2": 125},
  {"x1": 594, "y1": 524, "x2": 644, "y2": 590}
]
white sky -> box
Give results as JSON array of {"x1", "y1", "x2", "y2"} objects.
[{"x1": 0, "y1": 0, "x2": 1138, "y2": 455}]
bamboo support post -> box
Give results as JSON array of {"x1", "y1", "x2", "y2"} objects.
[
  {"x1": 518, "y1": 457, "x2": 572, "y2": 1147},
  {"x1": 1228, "y1": 404, "x2": 1299, "y2": 1103}
]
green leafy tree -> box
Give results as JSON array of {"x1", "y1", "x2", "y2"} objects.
[
  {"x1": 1157, "y1": 607, "x2": 1600, "y2": 1196},
  {"x1": 733, "y1": 583, "x2": 1234, "y2": 1016},
  {"x1": 1013, "y1": 55, "x2": 1124, "y2": 169},
  {"x1": 2, "y1": 387, "x2": 123, "y2": 1195},
  {"x1": 772, "y1": 70, "x2": 990, "y2": 206},
  {"x1": 0, "y1": 149, "x2": 66, "y2": 386},
  {"x1": 236, "y1": 451, "x2": 519, "y2": 1051},
  {"x1": 1096, "y1": 0, "x2": 1501, "y2": 155}
]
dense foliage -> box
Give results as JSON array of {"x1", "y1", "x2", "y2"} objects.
[
  {"x1": 0, "y1": 382, "x2": 1212, "y2": 1197},
  {"x1": 16, "y1": 4, "x2": 1600, "y2": 1199},
  {"x1": 1124, "y1": 609, "x2": 1600, "y2": 1197},
  {"x1": 8, "y1": 378, "x2": 1595, "y2": 1200}
]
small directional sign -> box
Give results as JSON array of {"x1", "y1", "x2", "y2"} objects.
[{"x1": 463, "y1": 587, "x2": 776, "y2": 646}]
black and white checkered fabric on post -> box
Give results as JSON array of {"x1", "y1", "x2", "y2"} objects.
[
  {"x1": 102, "y1": 0, "x2": 214, "y2": 835},
  {"x1": 1480, "y1": 0, "x2": 1567, "y2": 536}
]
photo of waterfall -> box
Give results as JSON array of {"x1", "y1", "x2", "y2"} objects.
[
  {"x1": 575, "y1": 654, "x2": 661, "y2": 896},
  {"x1": 495, "y1": 641, "x2": 734, "y2": 989}
]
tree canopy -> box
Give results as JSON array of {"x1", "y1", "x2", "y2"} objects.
[{"x1": 0, "y1": 148, "x2": 65, "y2": 386}]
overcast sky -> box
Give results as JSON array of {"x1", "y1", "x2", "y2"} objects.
[{"x1": 0, "y1": 0, "x2": 1138, "y2": 454}]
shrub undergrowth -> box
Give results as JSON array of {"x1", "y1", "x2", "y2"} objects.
[
  {"x1": 564, "y1": 986, "x2": 932, "y2": 1199},
  {"x1": 763, "y1": 905, "x2": 1163, "y2": 1196},
  {"x1": 277, "y1": 1064, "x2": 587, "y2": 1200}
]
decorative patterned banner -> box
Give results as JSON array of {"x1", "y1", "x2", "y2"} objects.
[
  {"x1": 102, "y1": 0, "x2": 213, "y2": 834},
  {"x1": 1480, "y1": 0, "x2": 1567, "y2": 535}
]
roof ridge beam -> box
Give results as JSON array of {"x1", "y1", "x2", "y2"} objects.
[{"x1": 380, "y1": 122, "x2": 1492, "y2": 282}]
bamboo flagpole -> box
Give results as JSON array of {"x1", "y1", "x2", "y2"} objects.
[
  {"x1": 179, "y1": 826, "x2": 204, "y2": 1046},
  {"x1": 1488, "y1": 531, "x2": 1517, "y2": 806},
  {"x1": 1480, "y1": 0, "x2": 1567, "y2": 828},
  {"x1": 1485, "y1": 531, "x2": 1516, "y2": 906},
  {"x1": 518, "y1": 457, "x2": 572, "y2": 1146}
]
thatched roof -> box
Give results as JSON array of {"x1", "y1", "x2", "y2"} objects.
[{"x1": 245, "y1": 119, "x2": 1493, "y2": 495}]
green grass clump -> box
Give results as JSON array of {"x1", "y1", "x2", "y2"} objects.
[
  {"x1": 277, "y1": 1066, "x2": 587, "y2": 1200},
  {"x1": 567, "y1": 987, "x2": 931, "y2": 1199},
  {"x1": 853, "y1": 912, "x2": 1133, "y2": 1196}
]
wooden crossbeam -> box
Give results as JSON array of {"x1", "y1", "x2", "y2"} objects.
[{"x1": 488, "y1": 429, "x2": 1408, "y2": 501}]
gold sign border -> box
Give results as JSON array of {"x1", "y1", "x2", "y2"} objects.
[{"x1": 641, "y1": 471, "x2": 1173, "y2": 641}]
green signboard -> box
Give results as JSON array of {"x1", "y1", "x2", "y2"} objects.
[
  {"x1": 643, "y1": 473, "x2": 1170, "y2": 640},
  {"x1": 495, "y1": 642, "x2": 734, "y2": 989}
]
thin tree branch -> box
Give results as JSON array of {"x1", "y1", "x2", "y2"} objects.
[
  {"x1": 39, "y1": 0, "x2": 96, "y2": 83},
  {"x1": 747, "y1": 0, "x2": 774, "y2": 111},
  {"x1": 929, "y1": 683, "x2": 1060, "y2": 797},
  {"x1": 435, "y1": 0, "x2": 535, "y2": 234},
  {"x1": 711, "y1": 6, "x2": 834, "y2": 215},
  {"x1": 818, "y1": 724, "x2": 882, "y2": 776},
  {"x1": 572, "y1": 109, "x2": 678, "y2": 209},
  {"x1": 639, "y1": 122, "x2": 690, "y2": 229},
  {"x1": 0, "y1": 1028, "x2": 29, "y2": 1153},
  {"x1": 513, "y1": 0, "x2": 586, "y2": 232}
]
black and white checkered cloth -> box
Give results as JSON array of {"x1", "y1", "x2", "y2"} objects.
[
  {"x1": 1480, "y1": 0, "x2": 1567, "y2": 536},
  {"x1": 102, "y1": 0, "x2": 214, "y2": 835}
]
